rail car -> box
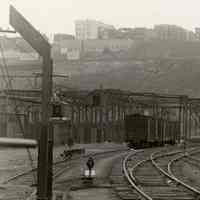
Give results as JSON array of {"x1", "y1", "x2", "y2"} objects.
[{"x1": 125, "y1": 113, "x2": 180, "y2": 149}]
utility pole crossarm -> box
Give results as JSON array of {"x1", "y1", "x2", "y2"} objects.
[{"x1": 0, "y1": 29, "x2": 16, "y2": 33}]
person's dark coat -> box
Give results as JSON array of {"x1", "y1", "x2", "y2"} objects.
[{"x1": 86, "y1": 157, "x2": 94, "y2": 170}]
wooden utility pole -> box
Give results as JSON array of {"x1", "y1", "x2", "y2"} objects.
[
  {"x1": 40, "y1": 57, "x2": 53, "y2": 200},
  {"x1": 9, "y1": 6, "x2": 53, "y2": 200}
]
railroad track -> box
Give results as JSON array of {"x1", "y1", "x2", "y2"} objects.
[
  {"x1": 110, "y1": 148, "x2": 160, "y2": 200},
  {"x1": 110, "y1": 147, "x2": 180, "y2": 200},
  {"x1": 3, "y1": 148, "x2": 127, "y2": 186},
  {"x1": 0, "y1": 147, "x2": 128, "y2": 200},
  {"x1": 123, "y1": 147, "x2": 200, "y2": 200},
  {"x1": 62, "y1": 148, "x2": 131, "y2": 200},
  {"x1": 28, "y1": 148, "x2": 128, "y2": 200},
  {"x1": 109, "y1": 149, "x2": 140, "y2": 200},
  {"x1": 4, "y1": 145, "x2": 200, "y2": 200},
  {"x1": 2, "y1": 154, "x2": 79, "y2": 186},
  {"x1": 169, "y1": 149, "x2": 200, "y2": 192}
]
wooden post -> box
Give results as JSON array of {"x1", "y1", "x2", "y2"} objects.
[
  {"x1": 42, "y1": 57, "x2": 53, "y2": 200},
  {"x1": 9, "y1": 6, "x2": 53, "y2": 200}
]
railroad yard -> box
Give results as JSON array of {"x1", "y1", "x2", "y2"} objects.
[
  {"x1": 0, "y1": 143, "x2": 200, "y2": 200},
  {"x1": 1, "y1": 3, "x2": 200, "y2": 200}
]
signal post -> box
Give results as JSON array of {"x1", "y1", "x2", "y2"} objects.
[{"x1": 9, "y1": 6, "x2": 53, "y2": 200}]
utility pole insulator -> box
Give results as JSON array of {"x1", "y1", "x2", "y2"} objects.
[
  {"x1": 51, "y1": 92, "x2": 63, "y2": 118},
  {"x1": 52, "y1": 104, "x2": 62, "y2": 117}
]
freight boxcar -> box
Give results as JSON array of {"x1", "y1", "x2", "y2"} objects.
[
  {"x1": 125, "y1": 113, "x2": 151, "y2": 148},
  {"x1": 125, "y1": 113, "x2": 178, "y2": 149}
]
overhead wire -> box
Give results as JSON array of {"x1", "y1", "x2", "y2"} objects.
[
  {"x1": 0, "y1": 41, "x2": 36, "y2": 183},
  {"x1": 14, "y1": 41, "x2": 37, "y2": 89}
]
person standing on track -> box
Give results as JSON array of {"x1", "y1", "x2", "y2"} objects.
[{"x1": 86, "y1": 157, "x2": 94, "y2": 177}]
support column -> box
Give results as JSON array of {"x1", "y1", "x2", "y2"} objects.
[
  {"x1": 94, "y1": 107, "x2": 98, "y2": 143},
  {"x1": 117, "y1": 104, "x2": 121, "y2": 142},
  {"x1": 84, "y1": 106, "x2": 90, "y2": 143},
  {"x1": 179, "y1": 98, "x2": 184, "y2": 141},
  {"x1": 188, "y1": 104, "x2": 192, "y2": 139},
  {"x1": 128, "y1": 104, "x2": 132, "y2": 115},
  {"x1": 111, "y1": 104, "x2": 115, "y2": 142},
  {"x1": 90, "y1": 106, "x2": 95, "y2": 143},
  {"x1": 99, "y1": 104, "x2": 103, "y2": 142},
  {"x1": 195, "y1": 115, "x2": 198, "y2": 136},
  {"x1": 77, "y1": 106, "x2": 81, "y2": 143},
  {"x1": 182, "y1": 96, "x2": 188, "y2": 150},
  {"x1": 153, "y1": 102, "x2": 158, "y2": 141},
  {"x1": 70, "y1": 105, "x2": 75, "y2": 140},
  {"x1": 80, "y1": 106, "x2": 85, "y2": 143}
]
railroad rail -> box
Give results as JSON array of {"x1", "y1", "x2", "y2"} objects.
[
  {"x1": 123, "y1": 147, "x2": 200, "y2": 200},
  {"x1": 122, "y1": 149, "x2": 153, "y2": 200},
  {"x1": 168, "y1": 149, "x2": 200, "y2": 192},
  {"x1": 3, "y1": 147, "x2": 127, "y2": 186},
  {"x1": 27, "y1": 148, "x2": 128, "y2": 200},
  {"x1": 151, "y1": 150, "x2": 200, "y2": 198},
  {"x1": 4, "y1": 146, "x2": 200, "y2": 200},
  {"x1": 0, "y1": 147, "x2": 128, "y2": 200}
]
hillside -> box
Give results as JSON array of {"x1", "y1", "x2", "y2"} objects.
[
  {"x1": 2, "y1": 57, "x2": 200, "y2": 98},
  {"x1": 68, "y1": 58, "x2": 200, "y2": 97}
]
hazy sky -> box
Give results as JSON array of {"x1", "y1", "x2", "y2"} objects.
[{"x1": 1, "y1": 0, "x2": 200, "y2": 37}]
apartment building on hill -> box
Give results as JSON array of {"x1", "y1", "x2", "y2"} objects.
[{"x1": 75, "y1": 19, "x2": 115, "y2": 40}]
